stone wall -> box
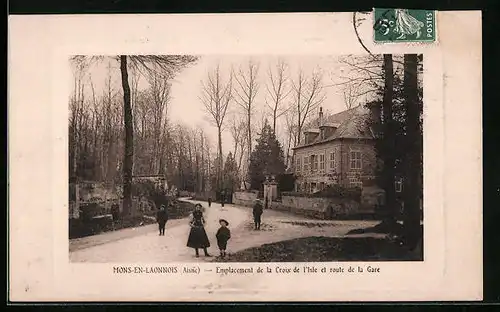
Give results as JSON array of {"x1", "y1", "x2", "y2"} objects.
[
  {"x1": 233, "y1": 190, "x2": 378, "y2": 220},
  {"x1": 279, "y1": 195, "x2": 363, "y2": 219},
  {"x1": 232, "y1": 191, "x2": 258, "y2": 207}
]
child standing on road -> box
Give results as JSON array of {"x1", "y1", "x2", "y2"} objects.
[
  {"x1": 156, "y1": 205, "x2": 168, "y2": 236},
  {"x1": 215, "y1": 219, "x2": 231, "y2": 258}
]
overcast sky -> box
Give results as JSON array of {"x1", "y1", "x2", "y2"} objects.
[{"x1": 72, "y1": 55, "x2": 367, "y2": 154}]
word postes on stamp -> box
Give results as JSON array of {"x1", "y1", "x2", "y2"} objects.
[{"x1": 373, "y1": 8, "x2": 436, "y2": 43}]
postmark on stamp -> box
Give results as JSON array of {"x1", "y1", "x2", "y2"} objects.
[{"x1": 373, "y1": 8, "x2": 436, "y2": 43}]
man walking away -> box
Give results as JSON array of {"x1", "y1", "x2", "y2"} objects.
[
  {"x1": 252, "y1": 199, "x2": 264, "y2": 230},
  {"x1": 208, "y1": 197, "x2": 212, "y2": 208},
  {"x1": 264, "y1": 196, "x2": 269, "y2": 210},
  {"x1": 157, "y1": 205, "x2": 168, "y2": 236}
]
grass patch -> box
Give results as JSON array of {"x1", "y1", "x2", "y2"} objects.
[
  {"x1": 347, "y1": 221, "x2": 405, "y2": 235},
  {"x1": 215, "y1": 236, "x2": 422, "y2": 262}
]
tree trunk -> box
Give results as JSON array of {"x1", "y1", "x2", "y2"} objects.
[
  {"x1": 247, "y1": 113, "x2": 252, "y2": 161},
  {"x1": 273, "y1": 109, "x2": 277, "y2": 135},
  {"x1": 286, "y1": 132, "x2": 292, "y2": 169},
  {"x1": 120, "y1": 55, "x2": 133, "y2": 216},
  {"x1": 218, "y1": 126, "x2": 224, "y2": 191},
  {"x1": 200, "y1": 132, "x2": 205, "y2": 192},
  {"x1": 382, "y1": 54, "x2": 397, "y2": 226},
  {"x1": 403, "y1": 54, "x2": 422, "y2": 249}
]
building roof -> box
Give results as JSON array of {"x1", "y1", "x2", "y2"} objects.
[{"x1": 293, "y1": 105, "x2": 374, "y2": 150}]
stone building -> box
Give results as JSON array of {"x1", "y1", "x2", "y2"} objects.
[{"x1": 292, "y1": 105, "x2": 378, "y2": 193}]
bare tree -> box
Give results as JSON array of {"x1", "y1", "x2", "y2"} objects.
[
  {"x1": 233, "y1": 60, "x2": 260, "y2": 161},
  {"x1": 200, "y1": 64, "x2": 233, "y2": 191},
  {"x1": 228, "y1": 115, "x2": 248, "y2": 184},
  {"x1": 291, "y1": 68, "x2": 326, "y2": 146},
  {"x1": 342, "y1": 83, "x2": 361, "y2": 109},
  {"x1": 70, "y1": 55, "x2": 198, "y2": 216},
  {"x1": 147, "y1": 70, "x2": 171, "y2": 174},
  {"x1": 265, "y1": 59, "x2": 291, "y2": 134},
  {"x1": 229, "y1": 115, "x2": 246, "y2": 160},
  {"x1": 284, "y1": 107, "x2": 298, "y2": 169}
]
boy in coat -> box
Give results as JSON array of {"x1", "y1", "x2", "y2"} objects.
[
  {"x1": 252, "y1": 200, "x2": 263, "y2": 230},
  {"x1": 215, "y1": 219, "x2": 231, "y2": 258},
  {"x1": 156, "y1": 205, "x2": 168, "y2": 236}
]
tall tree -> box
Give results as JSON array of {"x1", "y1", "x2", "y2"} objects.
[
  {"x1": 402, "y1": 54, "x2": 423, "y2": 249},
  {"x1": 248, "y1": 120, "x2": 286, "y2": 190},
  {"x1": 200, "y1": 64, "x2": 233, "y2": 191},
  {"x1": 266, "y1": 59, "x2": 291, "y2": 134},
  {"x1": 234, "y1": 60, "x2": 260, "y2": 161},
  {"x1": 381, "y1": 54, "x2": 397, "y2": 226}
]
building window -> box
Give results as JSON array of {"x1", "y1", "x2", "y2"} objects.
[
  {"x1": 310, "y1": 155, "x2": 318, "y2": 173},
  {"x1": 395, "y1": 179, "x2": 403, "y2": 192},
  {"x1": 314, "y1": 155, "x2": 319, "y2": 172},
  {"x1": 350, "y1": 150, "x2": 362, "y2": 170},
  {"x1": 311, "y1": 182, "x2": 317, "y2": 193},
  {"x1": 349, "y1": 177, "x2": 363, "y2": 189},
  {"x1": 303, "y1": 156, "x2": 309, "y2": 172},
  {"x1": 296, "y1": 157, "x2": 301, "y2": 173},
  {"x1": 329, "y1": 151, "x2": 335, "y2": 172},
  {"x1": 319, "y1": 154, "x2": 325, "y2": 172}
]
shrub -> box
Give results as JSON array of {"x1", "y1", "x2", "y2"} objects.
[{"x1": 131, "y1": 180, "x2": 172, "y2": 208}]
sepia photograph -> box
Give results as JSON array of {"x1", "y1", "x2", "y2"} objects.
[
  {"x1": 9, "y1": 11, "x2": 482, "y2": 301},
  {"x1": 68, "y1": 54, "x2": 424, "y2": 263}
]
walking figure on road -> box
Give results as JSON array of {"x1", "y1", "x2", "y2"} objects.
[
  {"x1": 253, "y1": 199, "x2": 263, "y2": 230},
  {"x1": 216, "y1": 219, "x2": 231, "y2": 258},
  {"x1": 187, "y1": 203, "x2": 212, "y2": 257},
  {"x1": 208, "y1": 197, "x2": 212, "y2": 208},
  {"x1": 264, "y1": 196, "x2": 269, "y2": 210},
  {"x1": 156, "y1": 205, "x2": 168, "y2": 236}
]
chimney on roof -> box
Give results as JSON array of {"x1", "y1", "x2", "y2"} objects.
[{"x1": 318, "y1": 107, "x2": 324, "y2": 127}]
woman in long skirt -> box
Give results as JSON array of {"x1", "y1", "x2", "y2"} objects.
[{"x1": 187, "y1": 204, "x2": 212, "y2": 257}]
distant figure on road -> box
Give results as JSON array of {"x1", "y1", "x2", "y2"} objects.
[
  {"x1": 216, "y1": 219, "x2": 231, "y2": 258},
  {"x1": 221, "y1": 194, "x2": 225, "y2": 208},
  {"x1": 111, "y1": 203, "x2": 120, "y2": 221},
  {"x1": 253, "y1": 199, "x2": 263, "y2": 230},
  {"x1": 156, "y1": 205, "x2": 168, "y2": 236},
  {"x1": 208, "y1": 197, "x2": 212, "y2": 208},
  {"x1": 264, "y1": 196, "x2": 269, "y2": 210},
  {"x1": 187, "y1": 203, "x2": 212, "y2": 257}
]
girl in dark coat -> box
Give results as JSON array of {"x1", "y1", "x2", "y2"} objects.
[
  {"x1": 187, "y1": 204, "x2": 211, "y2": 257},
  {"x1": 215, "y1": 219, "x2": 231, "y2": 258}
]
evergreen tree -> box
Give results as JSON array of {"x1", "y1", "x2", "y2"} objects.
[
  {"x1": 248, "y1": 120, "x2": 286, "y2": 190},
  {"x1": 223, "y1": 152, "x2": 239, "y2": 192}
]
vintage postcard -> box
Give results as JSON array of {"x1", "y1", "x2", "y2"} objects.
[{"x1": 8, "y1": 11, "x2": 482, "y2": 302}]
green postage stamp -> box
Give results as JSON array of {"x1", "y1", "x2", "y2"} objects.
[{"x1": 373, "y1": 8, "x2": 436, "y2": 43}]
